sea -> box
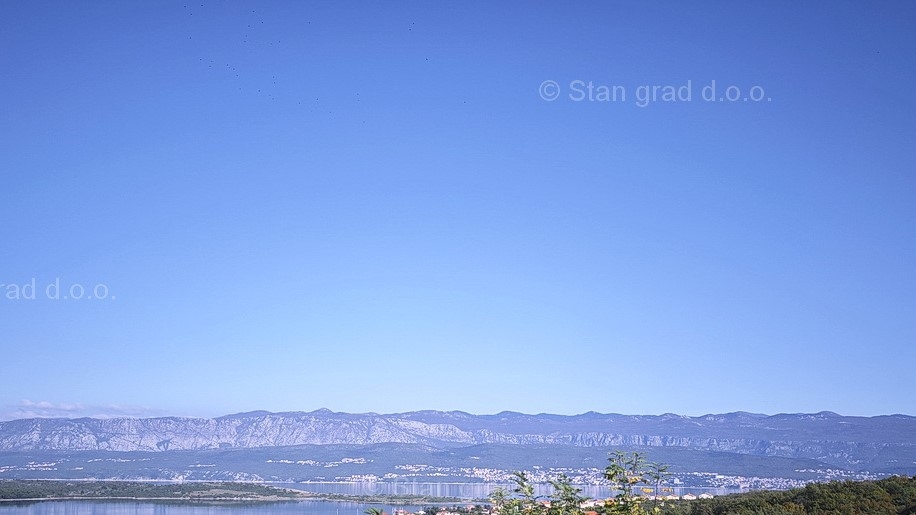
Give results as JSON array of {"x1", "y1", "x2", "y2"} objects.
[{"x1": 0, "y1": 482, "x2": 745, "y2": 515}]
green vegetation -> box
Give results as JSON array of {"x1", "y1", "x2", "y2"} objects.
[
  {"x1": 490, "y1": 451, "x2": 916, "y2": 515},
  {"x1": 490, "y1": 470, "x2": 590, "y2": 515},
  {"x1": 490, "y1": 451, "x2": 670, "y2": 515},
  {"x1": 5, "y1": 459, "x2": 916, "y2": 515},
  {"x1": 604, "y1": 451, "x2": 672, "y2": 515},
  {"x1": 0, "y1": 480, "x2": 302, "y2": 502},
  {"x1": 0, "y1": 479, "x2": 471, "y2": 505},
  {"x1": 421, "y1": 504, "x2": 492, "y2": 515},
  {"x1": 658, "y1": 475, "x2": 916, "y2": 515}
]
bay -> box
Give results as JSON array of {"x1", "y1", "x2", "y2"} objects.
[
  {"x1": 0, "y1": 501, "x2": 423, "y2": 515},
  {"x1": 0, "y1": 482, "x2": 744, "y2": 515}
]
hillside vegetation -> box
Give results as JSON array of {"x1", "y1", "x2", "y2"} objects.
[
  {"x1": 493, "y1": 452, "x2": 916, "y2": 515},
  {"x1": 656, "y1": 476, "x2": 916, "y2": 515},
  {"x1": 0, "y1": 480, "x2": 301, "y2": 501}
]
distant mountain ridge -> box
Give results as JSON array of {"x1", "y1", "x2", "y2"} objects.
[{"x1": 1, "y1": 409, "x2": 914, "y2": 472}]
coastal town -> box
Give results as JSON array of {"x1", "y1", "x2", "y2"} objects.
[
  {"x1": 296, "y1": 463, "x2": 886, "y2": 501},
  {"x1": 2, "y1": 455, "x2": 884, "y2": 495}
]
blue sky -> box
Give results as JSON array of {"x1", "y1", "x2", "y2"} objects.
[{"x1": 1, "y1": 2, "x2": 915, "y2": 420}]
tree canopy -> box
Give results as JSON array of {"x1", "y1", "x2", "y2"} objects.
[{"x1": 488, "y1": 451, "x2": 916, "y2": 515}]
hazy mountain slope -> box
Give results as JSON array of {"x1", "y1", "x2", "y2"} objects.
[{"x1": 1, "y1": 410, "x2": 913, "y2": 472}]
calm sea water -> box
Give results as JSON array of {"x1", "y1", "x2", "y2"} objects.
[
  {"x1": 0, "y1": 501, "x2": 418, "y2": 515},
  {"x1": 0, "y1": 483, "x2": 743, "y2": 515}
]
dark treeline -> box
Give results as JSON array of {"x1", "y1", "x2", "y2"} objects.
[
  {"x1": 657, "y1": 476, "x2": 916, "y2": 515},
  {"x1": 0, "y1": 480, "x2": 299, "y2": 500},
  {"x1": 0, "y1": 480, "x2": 469, "y2": 504}
]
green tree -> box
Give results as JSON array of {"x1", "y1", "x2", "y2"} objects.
[
  {"x1": 511, "y1": 471, "x2": 543, "y2": 515},
  {"x1": 365, "y1": 507, "x2": 385, "y2": 515},
  {"x1": 490, "y1": 471, "x2": 548, "y2": 515},
  {"x1": 490, "y1": 487, "x2": 510, "y2": 515},
  {"x1": 490, "y1": 453, "x2": 671, "y2": 515},
  {"x1": 645, "y1": 461, "x2": 670, "y2": 513},
  {"x1": 548, "y1": 473, "x2": 590, "y2": 515},
  {"x1": 602, "y1": 451, "x2": 651, "y2": 515}
]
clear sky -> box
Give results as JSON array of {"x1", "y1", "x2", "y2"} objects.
[{"x1": 1, "y1": 2, "x2": 915, "y2": 420}]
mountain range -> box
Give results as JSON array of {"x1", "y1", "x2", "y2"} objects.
[{"x1": 1, "y1": 409, "x2": 914, "y2": 483}]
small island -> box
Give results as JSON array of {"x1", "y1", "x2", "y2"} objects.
[
  {"x1": 0, "y1": 480, "x2": 471, "y2": 505},
  {"x1": 0, "y1": 480, "x2": 305, "y2": 502}
]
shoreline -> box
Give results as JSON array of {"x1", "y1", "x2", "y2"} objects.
[{"x1": 0, "y1": 496, "x2": 298, "y2": 503}]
